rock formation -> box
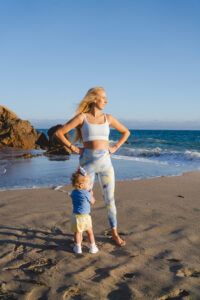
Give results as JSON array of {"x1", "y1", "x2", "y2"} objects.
[
  {"x1": 0, "y1": 106, "x2": 48, "y2": 149},
  {"x1": 47, "y1": 124, "x2": 72, "y2": 155},
  {"x1": 0, "y1": 106, "x2": 72, "y2": 156}
]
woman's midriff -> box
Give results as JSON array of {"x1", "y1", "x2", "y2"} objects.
[{"x1": 83, "y1": 140, "x2": 109, "y2": 150}]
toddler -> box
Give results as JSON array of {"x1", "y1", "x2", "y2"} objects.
[{"x1": 70, "y1": 167, "x2": 99, "y2": 254}]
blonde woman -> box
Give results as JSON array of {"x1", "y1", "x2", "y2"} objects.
[{"x1": 55, "y1": 87, "x2": 130, "y2": 246}]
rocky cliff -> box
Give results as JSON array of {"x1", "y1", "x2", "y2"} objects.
[
  {"x1": 0, "y1": 106, "x2": 49, "y2": 150},
  {"x1": 0, "y1": 106, "x2": 73, "y2": 156}
]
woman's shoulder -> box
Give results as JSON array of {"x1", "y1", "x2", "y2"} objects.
[
  {"x1": 106, "y1": 114, "x2": 122, "y2": 127},
  {"x1": 71, "y1": 113, "x2": 84, "y2": 124},
  {"x1": 106, "y1": 113, "x2": 115, "y2": 123}
]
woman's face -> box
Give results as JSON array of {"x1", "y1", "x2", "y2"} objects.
[{"x1": 95, "y1": 90, "x2": 108, "y2": 110}]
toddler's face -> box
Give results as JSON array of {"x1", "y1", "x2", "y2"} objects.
[{"x1": 82, "y1": 175, "x2": 91, "y2": 191}]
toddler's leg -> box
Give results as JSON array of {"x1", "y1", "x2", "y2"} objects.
[
  {"x1": 86, "y1": 228, "x2": 99, "y2": 254},
  {"x1": 86, "y1": 227, "x2": 95, "y2": 244},
  {"x1": 74, "y1": 232, "x2": 82, "y2": 244},
  {"x1": 73, "y1": 232, "x2": 82, "y2": 254}
]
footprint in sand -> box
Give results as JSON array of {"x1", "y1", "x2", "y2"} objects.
[
  {"x1": 14, "y1": 244, "x2": 25, "y2": 253},
  {"x1": 107, "y1": 282, "x2": 133, "y2": 300},
  {"x1": 3, "y1": 256, "x2": 56, "y2": 273},
  {"x1": 167, "y1": 258, "x2": 181, "y2": 263},
  {"x1": 167, "y1": 258, "x2": 183, "y2": 273},
  {"x1": 50, "y1": 226, "x2": 63, "y2": 235},
  {"x1": 110, "y1": 248, "x2": 131, "y2": 257},
  {"x1": 0, "y1": 282, "x2": 17, "y2": 300},
  {"x1": 0, "y1": 248, "x2": 15, "y2": 266},
  {"x1": 155, "y1": 250, "x2": 171, "y2": 260},
  {"x1": 167, "y1": 259, "x2": 200, "y2": 278},
  {"x1": 177, "y1": 194, "x2": 184, "y2": 198},
  {"x1": 27, "y1": 257, "x2": 56, "y2": 274},
  {"x1": 123, "y1": 272, "x2": 140, "y2": 279},
  {"x1": 104, "y1": 229, "x2": 112, "y2": 238},
  {"x1": 91, "y1": 267, "x2": 110, "y2": 282},
  {"x1": 63, "y1": 286, "x2": 81, "y2": 299},
  {"x1": 26, "y1": 286, "x2": 49, "y2": 300},
  {"x1": 158, "y1": 289, "x2": 190, "y2": 300},
  {"x1": 176, "y1": 267, "x2": 200, "y2": 278}
]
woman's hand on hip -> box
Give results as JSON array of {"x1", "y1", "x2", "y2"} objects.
[
  {"x1": 108, "y1": 145, "x2": 118, "y2": 154},
  {"x1": 70, "y1": 145, "x2": 83, "y2": 155}
]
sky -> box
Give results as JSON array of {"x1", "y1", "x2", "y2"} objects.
[{"x1": 0, "y1": 0, "x2": 200, "y2": 129}]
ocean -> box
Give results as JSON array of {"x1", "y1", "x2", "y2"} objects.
[{"x1": 0, "y1": 129, "x2": 200, "y2": 191}]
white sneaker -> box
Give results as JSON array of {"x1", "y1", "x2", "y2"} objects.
[
  {"x1": 73, "y1": 243, "x2": 82, "y2": 254},
  {"x1": 89, "y1": 243, "x2": 99, "y2": 254}
]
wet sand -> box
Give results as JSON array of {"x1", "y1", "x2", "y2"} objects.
[{"x1": 0, "y1": 171, "x2": 200, "y2": 299}]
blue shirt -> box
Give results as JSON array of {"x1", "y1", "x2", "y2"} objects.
[{"x1": 71, "y1": 189, "x2": 92, "y2": 215}]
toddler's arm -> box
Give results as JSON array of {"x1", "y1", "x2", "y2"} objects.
[{"x1": 89, "y1": 190, "x2": 95, "y2": 205}]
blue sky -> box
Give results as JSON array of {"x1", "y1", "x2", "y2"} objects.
[{"x1": 0, "y1": 0, "x2": 200, "y2": 129}]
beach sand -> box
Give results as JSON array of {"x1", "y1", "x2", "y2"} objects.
[{"x1": 0, "y1": 171, "x2": 200, "y2": 299}]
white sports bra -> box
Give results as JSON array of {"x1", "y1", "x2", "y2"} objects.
[{"x1": 81, "y1": 113, "x2": 110, "y2": 142}]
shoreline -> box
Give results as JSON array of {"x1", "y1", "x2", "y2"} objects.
[
  {"x1": 1, "y1": 169, "x2": 200, "y2": 192},
  {"x1": 0, "y1": 170, "x2": 200, "y2": 299},
  {"x1": 1, "y1": 128, "x2": 200, "y2": 192}
]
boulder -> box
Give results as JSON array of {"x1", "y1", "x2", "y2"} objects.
[
  {"x1": 0, "y1": 106, "x2": 49, "y2": 149},
  {"x1": 36, "y1": 132, "x2": 49, "y2": 150},
  {"x1": 47, "y1": 124, "x2": 72, "y2": 155}
]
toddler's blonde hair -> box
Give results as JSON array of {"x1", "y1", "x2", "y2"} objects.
[{"x1": 71, "y1": 167, "x2": 88, "y2": 190}]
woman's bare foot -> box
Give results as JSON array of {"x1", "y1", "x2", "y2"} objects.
[
  {"x1": 111, "y1": 228, "x2": 126, "y2": 246},
  {"x1": 112, "y1": 234, "x2": 126, "y2": 246}
]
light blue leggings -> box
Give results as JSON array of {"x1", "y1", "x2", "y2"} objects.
[{"x1": 79, "y1": 148, "x2": 117, "y2": 229}]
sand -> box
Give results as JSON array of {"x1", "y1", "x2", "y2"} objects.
[{"x1": 0, "y1": 171, "x2": 200, "y2": 299}]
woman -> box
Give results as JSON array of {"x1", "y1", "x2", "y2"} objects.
[{"x1": 55, "y1": 87, "x2": 130, "y2": 246}]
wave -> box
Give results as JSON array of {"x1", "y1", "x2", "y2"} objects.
[
  {"x1": 131, "y1": 138, "x2": 170, "y2": 144},
  {"x1": 0, "y1": 160, "x2": 8, "y2": 176},
  {"x1": 185, "y1": 150, "x2": 200, "y2": 159},
  {"x1": 0, "y1": 166, "x2": 6, "y2": 176},
  {"x1": 0, "y1": 185, "x2": 42, "y2": 191},
  {"x1": 114, "y1": 147, "x2": 200, "y2": 164},
  {"x1": 112, "y1": 154, "x2": 168, "y2": 165}
]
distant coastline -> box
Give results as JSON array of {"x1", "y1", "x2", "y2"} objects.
[{"x1": 30, "y1": 119, "x2": 200, "y2": 131}]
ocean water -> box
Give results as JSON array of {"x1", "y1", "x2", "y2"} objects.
[{"x1": 0, "y1": 130, "x2": 200, "y2": 191}]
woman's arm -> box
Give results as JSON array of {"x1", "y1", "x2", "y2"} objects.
[
  {"x1": 54, "y1": 114, "x2": 83, "y2": 154},
  {"x1": 107, "y1": 114, "x2": 130, "y2": 154}
]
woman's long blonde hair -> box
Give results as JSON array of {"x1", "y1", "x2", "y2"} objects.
[{"x1": 74, "y1": 87, "x2": 105, "y2": 143}]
